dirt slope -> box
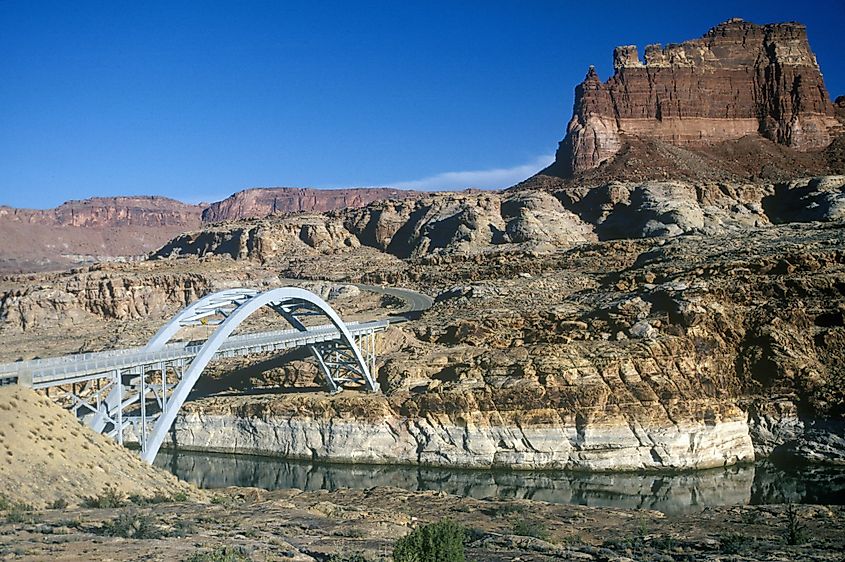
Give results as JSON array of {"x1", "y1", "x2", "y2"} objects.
[{"x1": 0, "y1": 385, "x2": 202, "y2": 508}]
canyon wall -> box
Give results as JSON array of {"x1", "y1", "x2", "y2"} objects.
[
  {"x1": 171, "y1": 402, "x2": 755, "y2": 472},
  {"x1": 151, "y1": 177, "x2": 845, "y2": 262},
  {"x1": 555, "y1": 19, "x2": 841, "y2": 176}
]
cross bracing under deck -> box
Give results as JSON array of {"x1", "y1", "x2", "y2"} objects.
[{"x1": 0, "y1": 287, "x2": 388, "y2": 463}]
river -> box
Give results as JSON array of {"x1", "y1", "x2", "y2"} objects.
[{"x1": 155, "y1": 449, "x2": 845, "y2": 514}]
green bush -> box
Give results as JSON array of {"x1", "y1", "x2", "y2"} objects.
[
  {"x1": 100, "y1": 511, "x2": 162, "y2": 539},
  {"x1": 511, "y1": 517, "x2": 549, "y2": 541},
  {"x1": 393, "y1": 519, "x2": 466, "y2": 562},
  {"x1": 183, "y1": 546, "x2": 251, "y2": 562},
  {"x1": 83, "y1": 486, "x2": 126, "y2": 509}
]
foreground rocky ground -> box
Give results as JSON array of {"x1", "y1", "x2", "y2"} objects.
[{"x1": 1, "y1": 486, "x2": 842, "y2": 561}]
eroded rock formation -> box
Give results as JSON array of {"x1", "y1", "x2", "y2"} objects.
[
  {"x1": 151, "y1": 176, "x2": 845, "y2": 260},
  {"x1": 160, "y1": 220, "x2": 845, "y2": 470},
  {"x1": 0, "y1": 189, "x2": 423, "y2": 274},
  {"x1": 555, "y1": 19, "x2": 841, "y2": 176}
]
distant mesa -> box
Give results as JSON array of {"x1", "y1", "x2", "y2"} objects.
[
  {"x1": 550, "y1": 18, "x2": 843, "y2": 179},
  {"x1": 201, "y1": 187, "x2": 422, "y2": 222},
  {"x1": 0, "y1": 188, "x2": 423, "y2": 274}
]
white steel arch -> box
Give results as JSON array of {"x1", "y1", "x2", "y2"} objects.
[
  {"x1": 144, "y1": 288, "x2": 260, "y2": 352},
  {"x1": 88, "y1": 288, "x2": 262, "y2": 433},
  {"x1": 138, "y1": 287, "x2": 379, "y2": 463}
]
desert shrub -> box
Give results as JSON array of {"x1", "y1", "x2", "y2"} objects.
[
  {"x1": 49, "y1": 498, "x2": 69, "y2": 510},
  {"x1": 720, "y1": 533, "x2": 749, "y2": 554},
  {"x1": 210, "y1": 494, "x2": 231, "y2": 505},
  {"x1": 5, "y1": 502, "x2": 38, "y2": 524},
  {"x1": 128, "y1": 492, "x2": 172, "y2": 505},
  {"x1": 511, "y1": 517, "x2": 549, "y2": 541},
  {"x1": 83, "y1": 486, "x2": 126, "y2": 508},
  {"x1": 183, "y1": 546, "x2": 251, "y2": 562},
  {"x1": 784, "y1": 503, "x2": 807, "y2": 545},
  {"x1": 393, "y1": 519, "x2": 466, "y2": 562},
  {"x1": 489, "y1": 502, "x2": 525, "y2": 517},
  {"x1": 327, "y1": 554, "x2": 372, "y2": 562},
  {"x1": 99, "y1": 511, "x2": 162, "y2": 539},
  {"x1": 0, "y1": 494, "x2": 10, "y2": 511}
]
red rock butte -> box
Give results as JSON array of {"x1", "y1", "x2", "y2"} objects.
[{"x1": 555, "y1": 18, "x2": 842, "y2": 176}]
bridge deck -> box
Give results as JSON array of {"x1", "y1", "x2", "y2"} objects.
[{"x1": 0, "y1": 320, "x2": 388, "y2": 389}]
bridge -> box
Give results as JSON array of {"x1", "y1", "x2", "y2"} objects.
[{"x1": 0, "y1": 286, "x2": 402, "y2": 463}]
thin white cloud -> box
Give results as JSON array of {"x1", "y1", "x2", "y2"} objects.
[{"x1": 391, "y1": 154, "x2": 554, "y2": 191}]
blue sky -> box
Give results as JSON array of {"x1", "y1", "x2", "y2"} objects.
[{"x1": 1, "y1": 1, "x2": 843, "y2": 209}]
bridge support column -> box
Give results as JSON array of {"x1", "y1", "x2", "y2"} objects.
[{"x1": 115, "y1": 370, "x2": 123, "y2": 446}]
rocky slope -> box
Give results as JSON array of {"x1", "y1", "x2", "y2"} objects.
[
  {"x1": 153, "y1": 190, "x2": 597, "y2": 262},
  {"x1": 201, "y1": 186, "x2": 422, "y2": 222},
  {"x1": 160, "y1": 220, "x2": 843, "y2": 471},
  {"x1": 4, "y1": 176, "x2": 844, "y2": 470},
  {"x1": 548, "y1": 19, "x2": 843, "y2": 180}
]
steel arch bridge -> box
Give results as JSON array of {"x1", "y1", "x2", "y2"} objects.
[{"x1": 0, "y1": 287, "x2": 385, "y2": 464}]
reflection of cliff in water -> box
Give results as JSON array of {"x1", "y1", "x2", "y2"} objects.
[
  {"x1": 752, "y1": 462, "x2": 845, "y2": 505},
  {"x1": 155, "y1": 451, "x2": 845, "y2": 515}
]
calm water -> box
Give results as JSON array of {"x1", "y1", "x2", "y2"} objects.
[{"x1": 155, "y1": 450, "x2": 845, "y2": 514}]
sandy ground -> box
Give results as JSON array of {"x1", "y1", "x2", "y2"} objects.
[{"x1": 0, "y1": 386, "x2": 203, "y2": 509}]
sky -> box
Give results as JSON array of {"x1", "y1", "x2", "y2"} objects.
[{"x1": 1, "y1": 1, "x2": 843, "y2": 209}]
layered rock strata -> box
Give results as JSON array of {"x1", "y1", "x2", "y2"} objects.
[
  {"x1": 556, "y1": 19, "x2": 840, "y2": 176},
  {"x1": 156, "y1": 191, "x2": 597, "y2": 262},
  {"x1": 171, "y1": 400, "x2": 754, "y2": 471},
  {"x1": 155, "y1": 218, "x2": 845, "y2": 471},
  {"x1": 201, "y1": 187, "x2": 421, "y2": 222}
]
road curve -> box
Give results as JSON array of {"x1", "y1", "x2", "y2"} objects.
[
  {"x1": 350, "y1": 283, "x2": 434, "y2": 322},
  {"x1": 277, "y1": 277, "x2": 434, "y2": 322}
]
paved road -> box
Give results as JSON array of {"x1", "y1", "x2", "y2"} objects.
[
  {"x1": 278, "y1": 278, "x2": 434, "y2": 322},
  {"x1": 350, "y1": 283, "x2": 434, "y2": 321}
]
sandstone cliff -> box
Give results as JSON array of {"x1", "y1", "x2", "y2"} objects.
[
  {"x1": 3, "y1": 191, "x2": 844, "y2": 470},
  {"x1": 553, "y1": 19, "x2": 841, "y2": 178},
  {"x1": 202, "y1": 187, "x2": 421, "y2": 222},
  {"x1": 162, "y1": 220, "x2": 845, "y2": 471}
]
